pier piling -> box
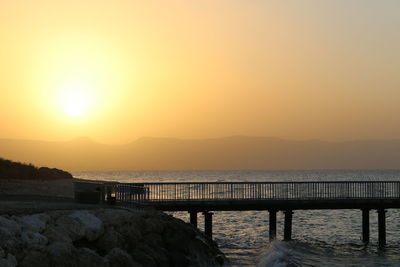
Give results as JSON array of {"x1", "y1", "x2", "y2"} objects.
[
  {"x1": 203, "y1": 211, "x2": 213, "y2": 239},
  {"x1": 189, "y1": 211, "x2": 198, "y2": 227},
  {"x1": 284, "y1": 210, "x2": 293, "y2": 241},
  {"x1": 378, "y1": 209, "x2": 386, "y2": 248},
  {"x1": 362, "y1": 209, "x2": 369, "y2": 244},
  {"x1": 269, "y1": 210, "x2": 277, "y2": 241}
]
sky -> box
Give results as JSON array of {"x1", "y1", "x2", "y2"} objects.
[{"x1": 0, "y1": 0, "x2": 399, "y2": 144}]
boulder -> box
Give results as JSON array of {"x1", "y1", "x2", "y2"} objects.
[
  {"x1": 96, "y1": 209, "x2": 136, "y2": 226},
  {"x1": 133, "y1": 242, "x2": 169, "y2": 267},
  {"x1": 17, "y1": 214, "x2": 50, "y2": 233},
  {"x1": 77, "y1": 248, "x2": 108, "y2": 267},
  {"x1": 96, "y1": 227, "x2": 125, "y2": 254},
  {"x1": 0, "y1": 246, "x2": 5, "y2": 258},
  {"x1": 104, "y1": 248, "x2": 141, "y2": 267},
  {"x1": 130, "y1": 248, "x2": 156, "y2": 267},
  {"x1": 0, "y1": 217, "x2": 20, "y2": 235},
  {"x1": 0, "y1": 253, "x2": 17, "y2": 267},
  {"x1": 20, "y1": 231, "x2": 48, "y2": 249},
  {"x1": 42, "y1": 225, "x2": 72, "y2": 244},
  {"x1": 0, "y1": 227, "x2": 18, "y2": 249},
  {"x1": 169, "y1": 249, "x2": 191, "y2": 267},
  {"x1": 18, "y1": 250, "x2": 50, "y2": 267},
  {"x1": 68, "y1": 211, "x2": 104, "y2": 241},
  {"x1": 47, "y1": 242, "x2": 79, "y2": 267},
  {"x1": 55, "y1": 216, "x2": 84, "y2": 241}
]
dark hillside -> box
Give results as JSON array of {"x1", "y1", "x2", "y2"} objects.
[{"x1": 0, "y1": 158, "x2": 73, "y2": 180}]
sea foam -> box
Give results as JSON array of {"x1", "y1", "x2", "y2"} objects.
[{"x1": 256, "y1": 241, "x2": 300, "y2": 267}]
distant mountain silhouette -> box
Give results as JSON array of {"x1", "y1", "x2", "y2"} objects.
[{"x1": 1, "y1": 136, "x2": 400, "y2": 171}]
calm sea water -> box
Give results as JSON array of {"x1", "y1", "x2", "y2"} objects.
[{"x1": 73, "y1": 170, "x2": 400, "y2": 266}]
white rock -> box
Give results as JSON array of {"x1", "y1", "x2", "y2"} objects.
[
  {"x1": 0, "y1": 217, "x2": 20, "y2": 235},
  {"x1": 0, "y1": 253, "x2": 17, "y2": 267},
  {"x1": 21, "y1": 231, "x2": 48, "y2": 249},
  {"x1": 68, "y1": 211, "x2": 104, "y2": 241},
  {"x1": 55, "y1": 216, "x2": 84, "y2": 241},
  {"x1": 17, "y1": 214, "x2": 50, "y2": 233}
]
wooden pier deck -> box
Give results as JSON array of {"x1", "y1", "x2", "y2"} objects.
[{"x1": 106, "y1": 181, "x2": 400, "y2": 247}]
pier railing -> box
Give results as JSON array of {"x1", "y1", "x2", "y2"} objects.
[
  {"x1": 104, "y1": 183, "x2": 149, "y2": 207},
  {"x1": 123, "y1": 181, "x2": 400, "y2": 202}
]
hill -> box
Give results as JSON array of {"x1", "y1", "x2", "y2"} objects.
[
  {"x1": 1, "y1": 136, "x2": 400, "y2": 171},
  {"x1": 0, "y1": 158, "x2": 73, "y2": 180}
]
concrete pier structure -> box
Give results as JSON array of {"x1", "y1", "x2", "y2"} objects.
[{"x1": 108, "y1": 181, "x2": 400, "y2": 248}]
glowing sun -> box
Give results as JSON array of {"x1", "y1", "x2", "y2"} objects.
[{"x1": 56, "y1": 79, "x2": 94, "y2": 118}]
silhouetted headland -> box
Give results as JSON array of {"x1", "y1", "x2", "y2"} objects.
[{"x1": 0, "y1": 158, "x2": 73, "y2": 180}]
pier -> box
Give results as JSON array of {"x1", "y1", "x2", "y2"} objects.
[{"x1": 105, "y1": 181, "x2": 400, "y2": 247}]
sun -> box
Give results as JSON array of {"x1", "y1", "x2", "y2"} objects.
[{"x1": 56, "y1": 79, "x2": 94, "y2": 118}]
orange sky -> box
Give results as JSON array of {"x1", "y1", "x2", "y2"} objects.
[{"x1": 1, "y1": 1, "x2": 399, "y2": 144}]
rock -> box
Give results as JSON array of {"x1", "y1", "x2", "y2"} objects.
[
  {"x1": 0, "y1": 253, "x2": 17, "y2": 267},
  {"x1": 163, "y1": 225, "x2": 191, "y2": 254},
  {"x1": 78, "y1": 248, "x2": 108, "y2": 267},
  {"x1": 105, "y1": 248, "x2": 141, "y2": 267},
  {"x1": 17, "y1": 214, "x2": 50, "y2": 233},
  {"x1": 47, "y1": 242, "x2": 79, "y2": 267},
  {"x1": 133, "y1": 243, "x2": 169, "y2": 267},
  {"x1": 130, "y1": 249, "x2": 156, "y2": 267},
  {"x1": 21, "y1": 231, "x2": 48, "y2": 249},
  {"x1": 115, "y1": 223, "x2": 142, "y2": 249},
  {"x1": 96, "y1": 227, "x2": 125, "y2": 254},
  {"x1": 96, "y1": 209, "x2": 136, "y2": 226},
  {"x1": 42, "y1": 225, "x2": 72, "y2": 244},
  {"x1": 0, "y1": 227, "x2": 18, "y2": 249},
  {"x1": 55, "y1": 216, "x2": 84, "y2": 241},
  {"x1": 169, "y1": 250, "x2": 191, "y2": 267},
  {"x1": 0, "y1": 209, "x2": 227, "y2": 267},
  {"x1": 68, "y1": 211, "x2": 104, "y2": 241},
  {"x1": 19, "y1": 250, "x2": 50, "y2": 267},
  {"x1": 0, "y1": 217, "x2": 20, "y2": 234}
]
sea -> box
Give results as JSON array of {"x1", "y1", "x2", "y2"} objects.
[{"x1": 73, "y1": 170, "x2": 400, "y2": 266}]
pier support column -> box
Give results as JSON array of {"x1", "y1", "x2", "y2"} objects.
[
  {"x1": 203, "y1": 211, "x2": 213, "y2": 239},
  {"x1": 284, "y1": 210, "x2": 293, "y2": 241},
  {"x1": 269, "y1": 210, "x2": 277, "y2": 241},
  {"x1": 189, "y1": 211, "x2": 198, "y2": 228},
  {"x1": 362, "y1": 209, "x2": 369, "y2": 244},
  {"x1": 378, "y1": 209, "x2": 386, "y2": 248}
]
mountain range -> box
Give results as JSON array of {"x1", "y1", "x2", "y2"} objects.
[{"x1": 1, "y1": 136, "x2": 400, "y2": 171}]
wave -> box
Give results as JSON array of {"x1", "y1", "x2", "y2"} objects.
[{"x1": 256, "y1": 241, "x2": 301, "y2": 267}]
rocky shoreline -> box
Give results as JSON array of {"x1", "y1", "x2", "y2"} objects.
[{"x1": 0, "y1": 208, "x2": 228, "y2": 267}]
